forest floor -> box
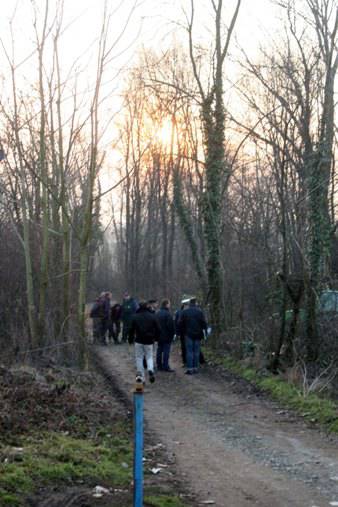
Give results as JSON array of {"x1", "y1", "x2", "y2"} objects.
[
  {"x1": 94, "y1": 341, "x2": 338, "y2": 507},
  {"x1": 0, "y1": 361, "x2": 191, "y2": 507}
]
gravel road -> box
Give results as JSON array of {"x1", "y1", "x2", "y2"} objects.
[{"x1": 94, "y1": 343, "x2": 338, "y2": 507}]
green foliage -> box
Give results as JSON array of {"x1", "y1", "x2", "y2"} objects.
[
  {"x1": 260, "y1": 377, "x2": 338, "y2": 431},
  {"x1": 0, "y1": 466, "x2": 34, "y2": 494},
  {"x1": 211, "y1": 354, "x2": 338, "y2": 434},
  {"x1": 145, "y1": 494, "x2": 186, "y2": 507},
  {"x1": 0, "y1": 431, "x2": 132, "y2": 503},
  {"x1": 241, "y1": 339, "x2": 256, "y2": 358},
  {"x1": 0, "y1": 490, "x2": 20, "y2": 506}
]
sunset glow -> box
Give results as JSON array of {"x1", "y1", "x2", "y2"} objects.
[{"x1": 154, "y1": 118, "x2": 174, "y2": 148}]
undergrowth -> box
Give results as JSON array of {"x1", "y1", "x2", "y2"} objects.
[
  {"x1": 0, "y1": 364, "x2": 193, "y2": 507},
  {"x1": 208, "y1": 353, "x2": 338, "y2": 434},
  {"x1": 0, "y1": 429, "x2": 132, "y2": 505},
  {"x1": 144, "y1": 494, "x2": 186, "y2": 507}
]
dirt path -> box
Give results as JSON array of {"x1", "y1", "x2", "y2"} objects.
[{"x1": 94, "y1": 343, "x2": 338, "y2": 507}]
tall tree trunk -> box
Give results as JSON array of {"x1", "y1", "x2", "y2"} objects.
[
  {"x1": 9, "y1": 54, "x2": 38, "y2": 348},
  {"x1": 188, "y1": 0, "x2": 241, "y2": 337},
  {"x1": 304, "y1": 0, "x2": 338, "y2": 361},
  {"x1": 36, "y1": 1, "x2": 50, "y2": 345}
]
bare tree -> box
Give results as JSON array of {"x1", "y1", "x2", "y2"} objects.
[{"x1": 187, "y1": 0, "x2": 241, "y2": 336}]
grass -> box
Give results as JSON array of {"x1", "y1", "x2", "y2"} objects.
[
  {"x1": 144, "y1": 494, "x2": 187, "y2": 507},
  {"x1": 208, "y1": 353, "x2": 338, "y2": 434},
  {"x1": 0, "y1": 430, "x2": 132, "y2": 505}
]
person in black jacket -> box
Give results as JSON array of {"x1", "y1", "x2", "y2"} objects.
[
  {"x1": 109, "y1": 302, "x2": 122, "y2": 343},
  {"x1": 156, "y1": 299, "x2": 175, "y2": 372},
  {"x1": 175, "y1": 300, "x2": 189, "y2": 366},
  {"x1": 90, "y1": 296, "x2": 104, "y2": 344},
  {"x1": 147, "y1": 299, "x2": 158, "y2": 313},
  {"x1": 179, "y1": 297, "x2": 207, "y2": 374},
  {"x1": 129, "y1": 301, "x2": 161, "y2": 384},
  {"x1": 121, "y1": 293, "x2": 138, "y2": 343}
]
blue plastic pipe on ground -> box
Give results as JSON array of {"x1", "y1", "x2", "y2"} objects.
[{"x1": 133, "y1": 390, "x2": 144, "y2": 507}]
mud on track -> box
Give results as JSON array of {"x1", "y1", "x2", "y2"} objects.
[{"x1": 93, "y1": 343, "x2": 338, "y2": 507}]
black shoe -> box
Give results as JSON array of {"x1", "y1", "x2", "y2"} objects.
[
  {"x1": 185, "y1": 370, "x2": 193, "y2": 375},
  {"x1": 148, "y1": 370, "x2": 155, "y2": 383},
  {"x1": 164, "y1": 367, "x2": 175, "y2": 372}
]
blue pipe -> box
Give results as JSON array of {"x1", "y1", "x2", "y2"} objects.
[{"x1": 133, "y1": 390, "x2": 144, "y2": 507}]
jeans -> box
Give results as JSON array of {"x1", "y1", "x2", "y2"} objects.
[
  {"x1": 135, "y1": 343, "x2": 154, "y2": 381},
  {"x1": 156, "y1": 342, "x2": 172, "y2": 370},
  {"x1": 185, "y1": 336, "x2": 201, "y2": 371},
  {"x1": 180, "y1": 335, "x2": 186, "y2": 365}
]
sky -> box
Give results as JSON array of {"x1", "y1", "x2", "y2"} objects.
[
  {"x1": 0, "y1": 0, "x2": 285, "y2": 218},
  {"x1": 0, "y1": 0, "x2": 285, "y2": 127},
  {"x1": 0, "y1": 0, "x2": 282, "y2": 83}
]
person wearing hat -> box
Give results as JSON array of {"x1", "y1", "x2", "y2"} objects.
[
  {"x1": 129, "y1": 301, "x2": 160, "y2": 384},
  {"x1": 178, "y1": 297, "x2": 208, "y2": 374}
]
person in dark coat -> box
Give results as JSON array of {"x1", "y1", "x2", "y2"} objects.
[
  {"x1": 147, "y1": 299, "x2": 158, "y2": 313},
  {"x1": 175, "y1": 299, "x2": 207, "y2": 366},
  {"x1": 175, "y1": 300, "x2": 189, "y2": 366},
  {"x1": 156, "y1": 299, "x2": 175, "y2": 372},
  {"x1": 90, "y1": 296, "x2": 104, "y2": 344},
  {"x1": 109, "y1": 302, "x2": 122, "y2": 343},
  {"x1": 101, "y1": 292, "x2": 112, "y2": 345},
  {"x1": 179, "y1": 297, "x2": 207, "y2": 374},
  {"x1": 142, "y1": 299, "x2": 159, "y2": 369},
  {"x1": 121, "y1": 292, "x2": 138, "y2": 343},
  {"x1": 129, "y1": 301, "x2": 161, "y2": 384}
]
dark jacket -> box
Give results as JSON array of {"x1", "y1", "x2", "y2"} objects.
[
  {"x1": 178, "y1": 303, "x2": 207, "y2": 340},
  {"x1": 157, "y1": 307, "x2": 175, "y2": 343},
  {"x1": 90, "y1": 299, "x2": 104, "y2": 319},
  {"x1": 102, "y1": 296, "x2": 111, "y2": 320},
  {"x1": 111, "y1": 303, "x2": 122, "y2": 322},
  {"x1": 174, "y1": 309, "x2": 183, "y2": 336},
  {"x1": 129, "y1": 307, "x2": 161, "y2": 345},
  {"x1": 121, "y1": 298, "x2": 138, "y2": 325}
]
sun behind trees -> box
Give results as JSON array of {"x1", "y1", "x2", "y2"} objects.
[
  {"x1": 0, "y1": 0, "x2": 336, "y2": 380},
  {"x1": 109, "y1": 0, "x2": 338, "y2": 373}
]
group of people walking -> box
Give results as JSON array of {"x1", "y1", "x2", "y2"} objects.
[
  {"x1": 90, "y1": 292, "x2": 209, "y2": 384},
  {"x1": 90, "y1": 291, "x2": 137, "y2": 344}
]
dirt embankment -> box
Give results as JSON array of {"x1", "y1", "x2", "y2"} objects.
[
  {"x1": 0, "y1": 363, "x2": 189, "y2": 507},
  {"x1": 95, "y1": 342, "x2": 338, "y2": 507}
]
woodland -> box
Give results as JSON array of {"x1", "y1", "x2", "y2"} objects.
[{"x1": 0, "y1": 0, "x2": 337, "y2": 380}]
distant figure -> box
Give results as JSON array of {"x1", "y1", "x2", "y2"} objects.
[
  {"x1": 175, "y1": 299, "x2": 189, "y2": 366},
  {"x1": 99, "y1": 292, "x2": 112, "y2": 345},
  {"x1": 157, "y1": 299, "x2": 175, "y2": 372},
  {"x1": 89, "y1": 295, "x2": 104, "y2": 344},
  {"x1": 129, "y1": 301, "x2": 160, "y2": 384},
  {"x1": 179, "y1": 297, "x2": 207, "y2": 374},
  {"x1": 121, "y1": 292, "x2": 138, "y2": 343},
  {"x1": 109, "y1": 302, "x2": 122, "y2": 344}
]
